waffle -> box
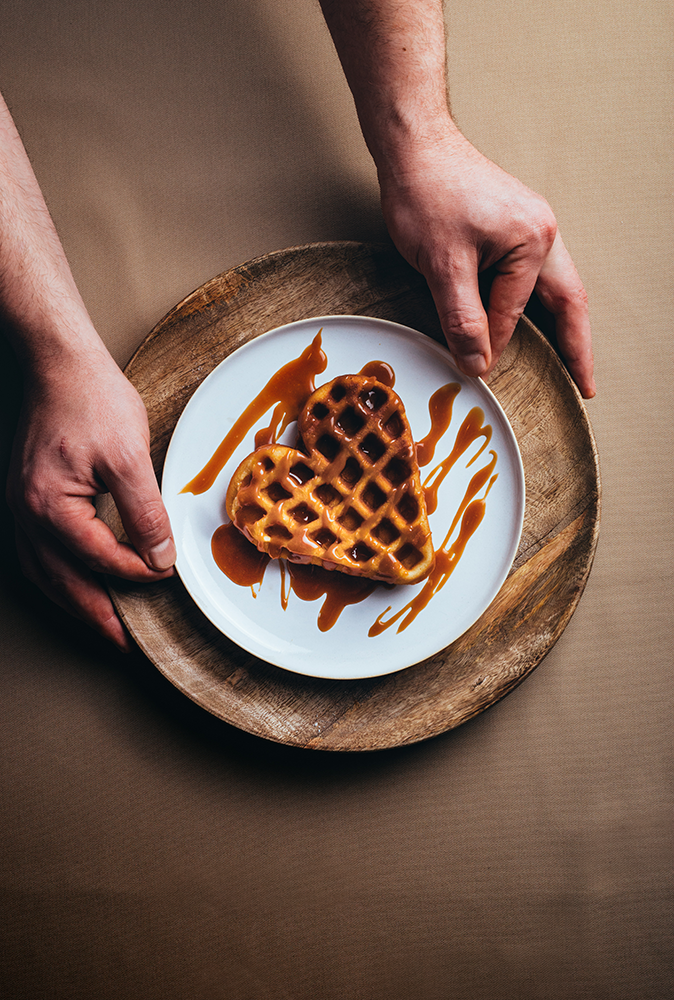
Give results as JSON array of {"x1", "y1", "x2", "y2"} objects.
[{"x1": 226, "y1": 374, "x2": 434, "y2": 585}]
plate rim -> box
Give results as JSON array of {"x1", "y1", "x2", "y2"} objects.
[{"x1": 161, "y1": 312, "x2": 525, "y2": 680}]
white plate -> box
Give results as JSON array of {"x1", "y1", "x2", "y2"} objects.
[{"x1": 162, "y1": 316, "x2": 525, "y2": 680}]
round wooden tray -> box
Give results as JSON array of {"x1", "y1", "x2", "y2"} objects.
[{"x1": 98, "y1": 242, "x2": 600, "y2": 751}]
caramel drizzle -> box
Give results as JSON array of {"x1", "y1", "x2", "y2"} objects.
[
  {"x1": 211, "y1": 521, "x2": 268, "y2": 595},
  {"x1": 203, "y1": 333, "x2": 499, "y2": 633},
  {"x1": 283, "y1": 562, "x2": 378, "y2": 632},
  {"x1": 416, "y1": 382, "x2": 461, "y2": 468},
  {"x1": 212, "y1": 509, "x2": 378, "y2": 627},
  {"x1": 369, "y1": 468, "x2": 498, "y2": 636},
  {"x1": 182, "y1": 330, "x2": 327, "y2": 494},
  {"x1": 423, "y1": 407, "x2": 492, "y2": 515},
  {"x1": 358, "y1": 359, "x2": 395, "y2": 387},
  {"x1": 443, "y1": 450, "x2": 498, "y2": 546}
]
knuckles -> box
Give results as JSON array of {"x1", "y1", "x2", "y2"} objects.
[
  {"x1": 540, "y1": 280, "x2": 589, "y2": 318},
  {"x1": 438, "y1": 308, "x2": 488, "y2": 347},
  {"x1": 9, "y1": 476, "x2": 60, "y2": 526},
  {"x1": 124, "y1": 500, "x2": 169, "y2": 545},
  {"x1": 558, "y1": 283, "x2": 590, "y2": 313},
  {"x1": 529, "y1": 205, "x2": 558, "y2": 250},
  {"x1": 81, "y1": 552, "x2": 113, "y2": 576}
]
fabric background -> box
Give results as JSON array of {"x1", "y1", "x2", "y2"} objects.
[{"x1": 0, "y1": 1, "x2": 671, "y2": 998}]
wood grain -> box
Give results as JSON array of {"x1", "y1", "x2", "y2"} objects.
[{"x1": 97, "y1": 241, "x2": 600, "y2": 751}]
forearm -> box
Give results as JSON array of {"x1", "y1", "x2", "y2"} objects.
[
  {"x1": 0, "y1": 94, "x2": 109, "y2": 377},
  {"x1": 319, "y1": 0, "x2": 458, "y2": 175},
  {"x1": 320, "y1": 0, "x2": 594, "y2": 396}
]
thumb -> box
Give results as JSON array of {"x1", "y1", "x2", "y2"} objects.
[
  {"x1": 105, "y1": 445, "x2": 176, "y2": 572},
  {"x1": 425, "y1": 258, "x2": 491, "y2": 377}
]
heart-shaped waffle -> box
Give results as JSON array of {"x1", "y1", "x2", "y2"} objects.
[{"x1": 225, "y1": 374, "x2": 435, "y2": 584}]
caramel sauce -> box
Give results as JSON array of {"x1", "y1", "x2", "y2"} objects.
[
  {"x1": 358, "y1": 360, "x2": 395, "y2": 387},
  {"x1": 442, "y1": 451, "x2": 497, "y2": 546},
  {"x1": 416, "y1": 383, "x2": 461, "y2": 468},
  {"x1": 211, "y1": 521, "x2": 269, "y2": 594},
  {"x1": 368, "y1": 473, "x2": 497, "y2": 637},
  {"x1": 285, "y1": 563, "x2": 378, "y2": 631},
  {"x1": 200, "y1": 331, "x2": 500, "y2": 636},
  {"x1": 212, "y1": 524, "x2": 376, "y2": 627},
  {"x1": 423, "y1": 407, "x2": 492, "y2": 515},
  {"x1": 182, "y1": 330, "x2": 327, "y2": 494}
]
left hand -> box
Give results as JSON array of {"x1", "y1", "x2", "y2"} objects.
[{"x1": 6, "y1": 349, "x2": 176, "y2": 651}]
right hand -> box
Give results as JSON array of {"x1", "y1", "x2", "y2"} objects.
[
  {"x1": 378, "y1": 129, "x2": 595, "y2": 397},
  {"x1": 6, "y1": 350, "x2": 176, "y2": 651}
]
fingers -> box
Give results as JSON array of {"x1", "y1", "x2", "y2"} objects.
[
  {"x1": 101, "y1": 442, "x2": 176, "y2": 573},
  {"x1": 12, "y1": 478, "x2": 174, "y2": 651},
  {"x1": 486, "y1": 236, "x2": 554, "y2": 368},
  {"x1": 422, "y1": 210, "x2": 555, "y2": 378},
  {"x1": 424, "y1": 255, "x2": 491, "y2": 377},
  {"x1": 14, "y1": 522, "x2": 132, "y2": 652},
  {"x1": 379, "y1": 132, "x2": 593, "y2": 394},
  {"x1": 426, "y1": 232, "x2": 594, "y2": 399},
  {"x1": 17, "y1": 487, "x2": 174, "y2": 583},
  {"x1": 426, "y1": 247, "x2": 544, "y2": 379},
  {"x1": 6, "y1": 357, "x2": 177, "y2": 649},
  {"x1": 534, "y1": 233, "x2": 595, "y2": 398}
]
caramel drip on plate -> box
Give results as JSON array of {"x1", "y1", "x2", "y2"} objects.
[
  {"x1": 213, "y1": 523, "x2": 377, "y2": 627},
  {"x1": 358, "y1": 360, "x2": 395, "y2": 387},
  {"x1": 416, "y1": 383, "x2": 461, "y2": 468},
  {"x1": 423, "y1": 407, "x2": 492, "y2": 515},
  {"x1": 211, "y1": 521, "x2": 269, "y2": 594},
  {"x1": 442, "y1": 450, "x2": 497, "y2": 546},
  {"x1": 182, "y1": 330, "x2": 327, "y2": 494},
  {"x1": 368, "y1": 472, "x2": 498, "y2": 637},
  {"x1": 285, "y1": 563, "x2": 378, "y2": 632}
]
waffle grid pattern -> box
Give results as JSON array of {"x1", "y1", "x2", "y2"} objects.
[{"x1": 226, "y1": 375, "x2": 434, "y2": 584}]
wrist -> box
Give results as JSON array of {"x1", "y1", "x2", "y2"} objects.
[
  {"x1": 7, "y1": 313, "x2": 118, "y2": 390},
  {"x1": 373, "y1": 117, "x2": 475, "y2": 195},
  {"x1": 366, "y1": 106, "x2": 459, "y2": 178},
  {"x1": 320, "y1": 0, "x2": 456, "y2": 179}
]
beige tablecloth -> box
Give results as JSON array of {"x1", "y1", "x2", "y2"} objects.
[{"x1": 0, "y1": 2, "x2": 671, "y2": 998}]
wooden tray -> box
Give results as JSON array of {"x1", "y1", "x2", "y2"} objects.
[{"x1": 98, "y1": 242, "x2": 600, "y2": 751}]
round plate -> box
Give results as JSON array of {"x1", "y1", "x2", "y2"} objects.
[
  {"x1": 97, "y1": 242, "x2": 600, "y2": 750},
  {"x1": 162, "y1": 316, "x2": 525, "y2": 680}
]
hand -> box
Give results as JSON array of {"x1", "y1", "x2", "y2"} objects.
[
  {"x1": 379, "y1": 130, "x2": 595, "y2": 398},
  {"x1": 6, "y1": 351, "x2": 176, "y2": 651}
]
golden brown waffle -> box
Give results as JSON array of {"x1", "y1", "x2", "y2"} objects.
[{"x1": 226, "y1": 374, "x2": 435, "y2": 584}]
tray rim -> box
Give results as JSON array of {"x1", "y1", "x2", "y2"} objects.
[{"x1": 100, "y1": 240, "x2": 601, "y2": 751}]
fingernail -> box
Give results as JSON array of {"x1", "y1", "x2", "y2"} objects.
[
  {"x1": 458, "y1": 352, "x2": 488, "y2": 377},
  {"x1": 148, "y1": 537, "x2": 176, "y2": 571}
]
